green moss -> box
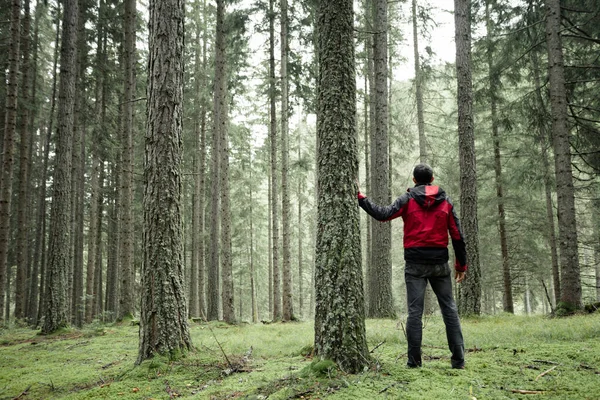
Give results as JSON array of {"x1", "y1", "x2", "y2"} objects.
[{"x1": 0, "y1": 314, "x2": 599, "y2": 399}]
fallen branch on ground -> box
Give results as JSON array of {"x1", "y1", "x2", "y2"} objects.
[
  {"x1": 535, "y1": 365, "x2": 557, "y2": 381},
  {"x1": 370, "y1": 340, "x2": 385, "y2": 353},
  {"x1": 510, "y1": 389, "x2": 545, "y2": 394},
  {"x1": 12, "y1": 385, "x2": 31, "y2": 400}
]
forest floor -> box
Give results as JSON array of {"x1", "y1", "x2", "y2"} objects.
[{"x1": 1, "y1": 313, "x2": 599, "y2": 399}]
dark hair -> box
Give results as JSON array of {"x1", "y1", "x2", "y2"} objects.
[{"x1": 413, "y1": 163, "x2": 433, "y2": 184}]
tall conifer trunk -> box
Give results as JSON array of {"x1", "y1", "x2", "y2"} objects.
[
  {"x1": 14, "y1": 0, "x2": 32, "y2": 319},
  {"x1": 0, "y1": 0, "x2": 22, "y2": 321},
  {"x1": 280, "y1": 0, "x2": 293, "y2": 322},
  {"x1": 269, "y1": 0, "x2": 281, "y2": 321},
  {"x1": 138, "y1": 0, "x2": 191, "y2": 363},
  {"x1": 41, "y1": 0, "x2": 79, "y2": 334},
  {"x1": 544, "y1": 0, "x2": 581, "y2": 311},
  {"x1": 485, "y1": 1, "x2": 512, "y2": 314},
  {"x1": 314, "y1": 0, "x2": 370, "y2": 374},
  {"x1": 119, "y1": 0, "x2": 137, "y2": 321},
  {"x1": 368, "y1": 0, "x2": 394, "y2": 318},
  {"x1": 455, "y1": 0, "x2": 481, "y2": 315}
]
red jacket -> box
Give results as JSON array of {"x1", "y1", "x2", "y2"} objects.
[{"x1": 358, "y1": 184, "x2": 467, "y2": 272}]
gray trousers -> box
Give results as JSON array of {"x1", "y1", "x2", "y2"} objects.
[{"x1": 405, "y1": 262, "x2": 464, "y2": 368}]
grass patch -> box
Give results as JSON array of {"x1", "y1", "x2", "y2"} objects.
[{"x1": 0, "y1": 314, "x2": 599, "y2": 399}]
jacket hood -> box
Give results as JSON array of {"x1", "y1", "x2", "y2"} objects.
[{"x1": 408, "y1": 184, "x2": 447, "y2": 209}]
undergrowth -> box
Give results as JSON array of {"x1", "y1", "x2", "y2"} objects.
[{"x1": 0, "y1": 313, "x2": 599, "y2": 399}]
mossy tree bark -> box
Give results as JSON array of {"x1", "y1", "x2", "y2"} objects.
[
  {"x1": 314, "y1": 0, "x2": 370, "y2": 374},
  {"x1": 544, "y1": 0, "x2": 581, "y2": 311},
  {"x1": 41, "y1": 0, "x2": 78, "y2": 334},
  {"x1": 454, "y1": 0, "x2": 481, "y2": 315},
  {"x1": 137, "y1": 0, "x2": 191, "y2": 363}
]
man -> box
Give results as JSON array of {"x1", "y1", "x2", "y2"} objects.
[{"x1": 358, "y1": 163, "x2": 466, "y2": 369}]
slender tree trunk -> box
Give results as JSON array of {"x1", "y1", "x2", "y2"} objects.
[
  {"x1": 249, "y1": 160, "x2": 258, "y2": 323},
  {"x1": 412, "y1": 0, "x2": 427, "y2": 164},
  {"x1": 119, "y1": 0, "x2": 137, "y2": 321},
  {"x1": 207, "y1": 0, "x2": 227, "y2": 322},
  {"x1": 14, "y1": 0, "x2": 32, "y2": 320},
  {"x1": 33, "y1": 7, "x2": 61, "y2": 326},
  {"x1": 85, "y1": 159, "x2": 100, "y2": 323},
  {"x1": 105, "y1": 162, "x2": 119, "y2": 318},
  {"x1": 70, "y1": 0, "x2": 87, "y2": 326},
  {"x1": 297, "y1": 144, "x2": 304, "y2": 318},
  {"x1": 315, "y1": 0, "x2": 370, "y2": 373},
  {"x1": 544, "y1": 0, "x2": 581, "y2": 311},
  {"x1": 368, "y1": 0, "x2": 394, "y2": 318},
  {"x1": 24, "y1": 1, "x2": 42, "y2": 321},
  {"x1": 198, "y1": 0, "x2": 208, "y2": 319},
  {"x1": 269, "y1": 0, "x2": 281, "y2": 321},
  {"x1": 280, "y1": 0, "x2": 293, "y2": 322},
  {"x1": 0, "y1": 0, "x2": 22, "y2": 322},
  {"x1": 220, "y1": 101, "x2": 234, "y2": 323},
  {"x1": 455, "y1": 0, "x2": 481, "y2": 315},
  {"x1": 138, "y1": 0, "x2": 191, "y2": 363},
  {"x1": 41, "y1": 0, "x2": 78, "y2": 334},
  {"x1": 268, "y1": 170, "x2": 273, "y2": 316},
  {"x1": 92, "y1": 167, "x2": 105, "y2": 320},
  {"x1": 527, "y1": 27, "x2": 560, "y2": 306},
  {"x1": 190, "y1": 1, "x2": 202, "y2": 318},
  {"x1": 485, "y1": 2, "x2": 512, "y2": 314}
]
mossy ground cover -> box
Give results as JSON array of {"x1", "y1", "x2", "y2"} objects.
[{"x1": 1, "y1": 313, "x2": 599, "y2": 399}]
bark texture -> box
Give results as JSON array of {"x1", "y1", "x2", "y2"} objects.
[
  {"x1": 269, "y1": 0, "x2": 281, "y2": 321},
  {"x1": 41, "y1": 0, "x2": 78, "y2": 334},
  {"x1": 0, "y1": 0, "x2": 22, "y2": 321},
  {"x1": 137, "y1": 0, "x2": 191, "y2": 363},
  {"x1": 544, "y1": 0, "x2": 581, "y2": 311},
  {"x1": 412, "y1": 0, "x2": 427, "y2": 164},
  {"x1": 280, "y1": 0, "x2": 294, "y2": 322},
  {"x1": 314, "y1": 0, "x2": 370, "y2": 374},
  {"x1": 485, "y1": 3, "x2": 512, "y2": 314},
  {"x1": 454, "y1": 0, "x2": 481, "y2": 315},
  {"x1": 368, "y1": 0, "x2": 394, "y2": 319},
  {"x1": 119, "y1": 0, "x2": 137, "y2": 321}
]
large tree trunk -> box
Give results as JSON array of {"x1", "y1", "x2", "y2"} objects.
[
  {"x1": 137, "y1": 0, "x2": 191, "y2": 363},
  {"x1": 314, "y1": 0, "x2": 370, "y2": 374},
  {"x1": 14, "y1": 0, "x2": 31, "y2": 320},
  {"x1": 33, "y1": 6, "x2": 61, "y2": 326},
  {"x1": 544, "y1": 0, "x2": 581, "y2": 311},
  {"x1": 280, "y1": 0, "x2": 293, "y2": 322},
  {"x1": 41, "y1": 0, "x2": 78, "y2": 334},
  {"x1": 368, "y1": 0, "x2": 394, "y2": 319},
  {"x1": 118, "y1": 0, "x2": 137, "y2": 321},
  {"x1": 455, "y1": 0, "x2": 481, "y2": 315},
  {"x1": 0, "y1": 0, "x2": 22, "y2": 322},
  {"x1": 269, "y1": 0, "x2": 281, "y2": 321},
  {"x1": 485, "y1": 2, "x2": 513, "y2": 314}
]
